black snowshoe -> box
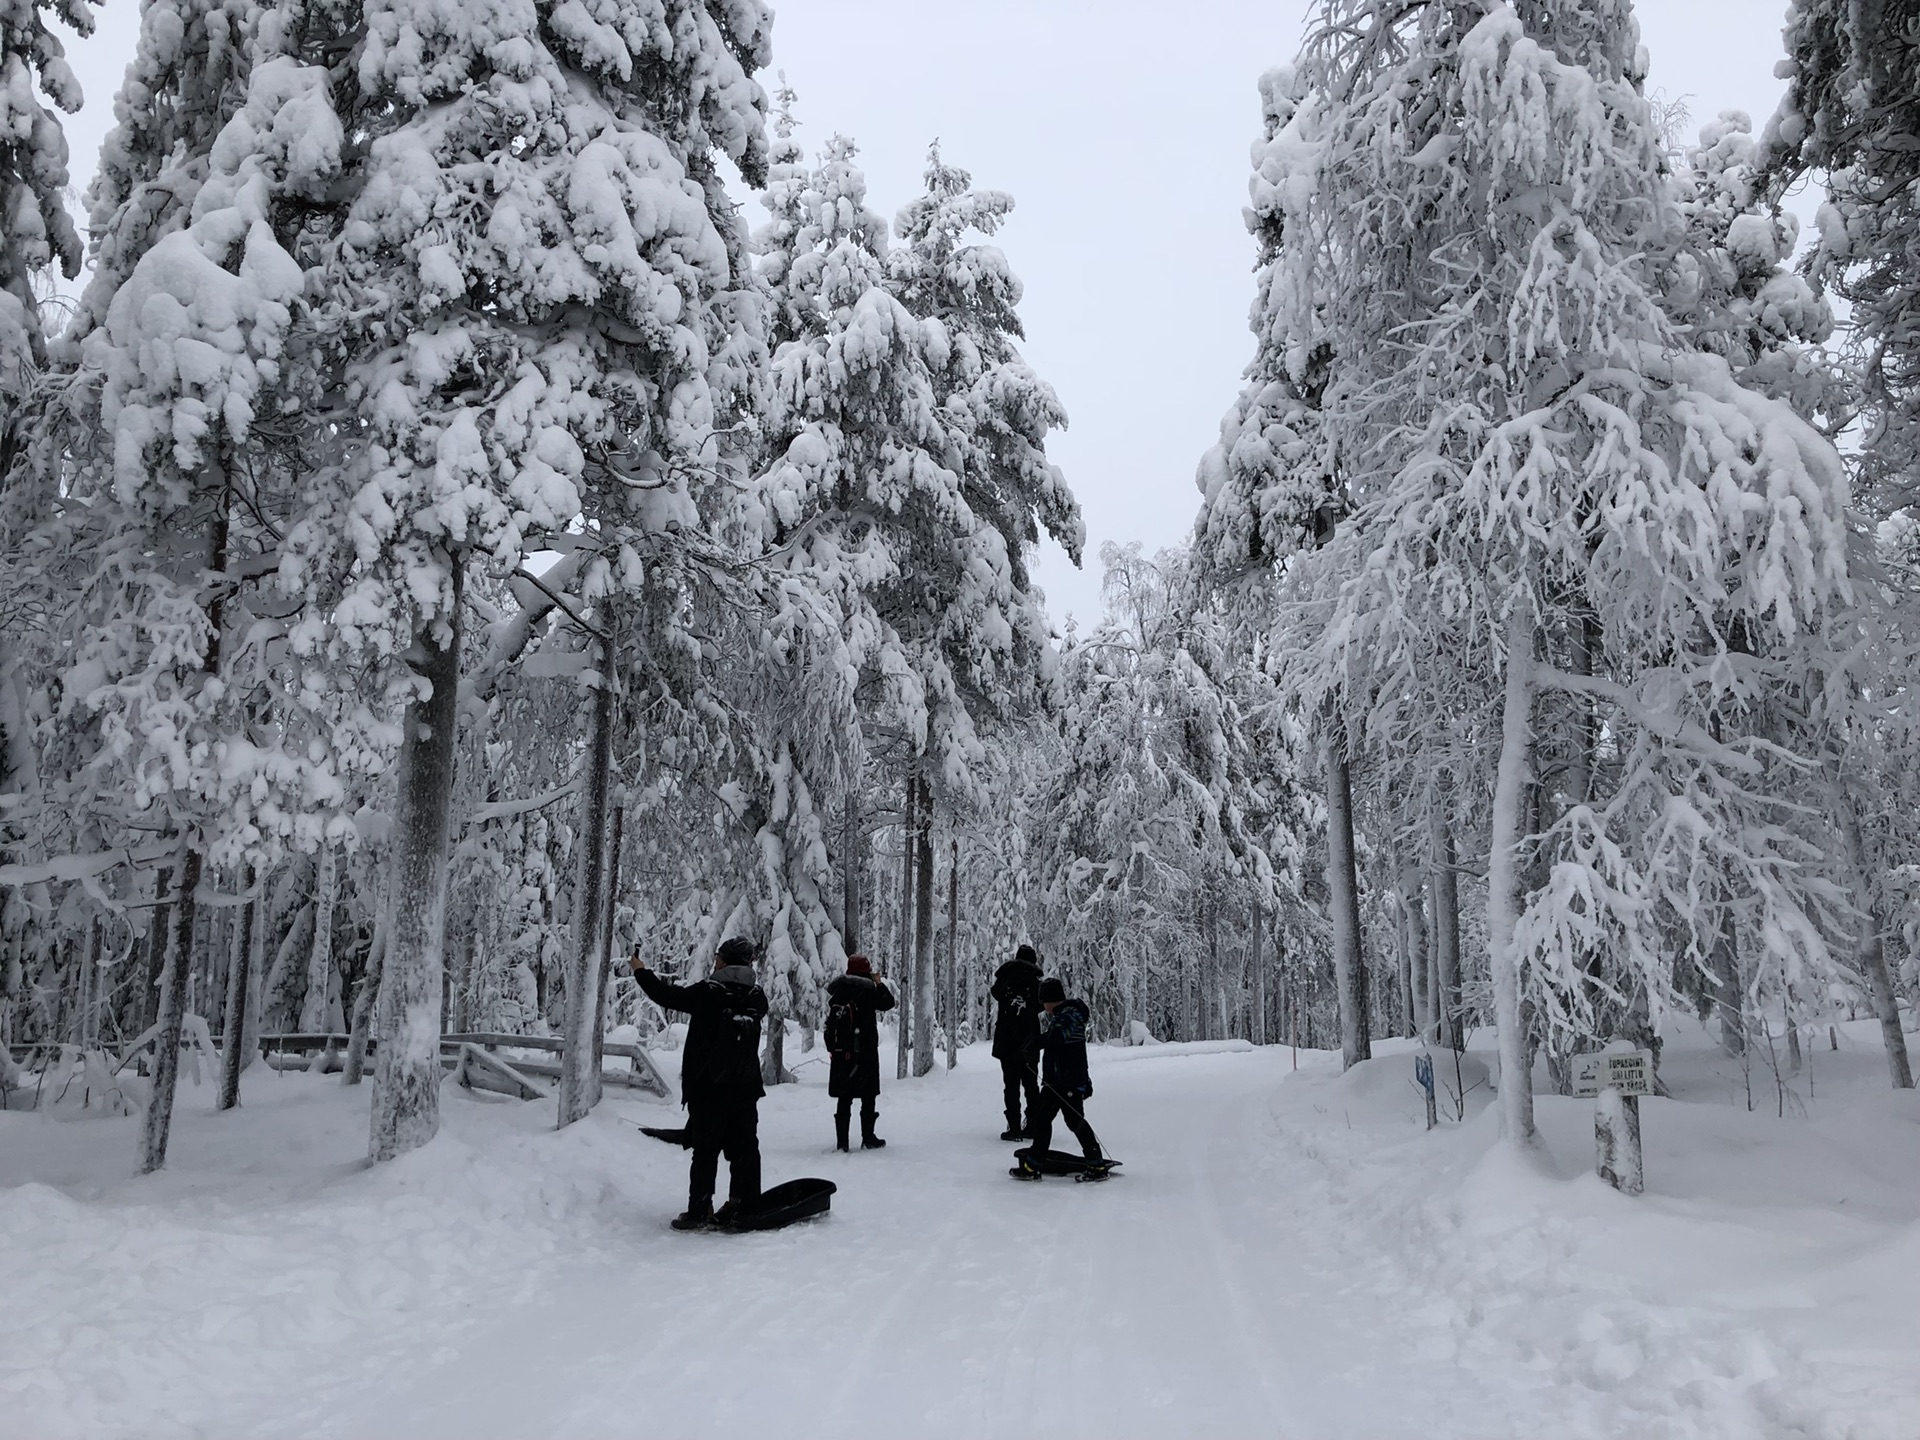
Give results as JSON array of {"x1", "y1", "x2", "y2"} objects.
[{"x1": 1009, "y1": 1146, "x2": 1120, "y2": 1182}]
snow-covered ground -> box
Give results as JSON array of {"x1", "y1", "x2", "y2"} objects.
[{"x1": 4, "y1": 1021, "x2": 1918, "y2": 1439}]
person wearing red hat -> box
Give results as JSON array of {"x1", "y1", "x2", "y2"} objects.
[{"x1": 823, "y1": 953, "x2": 895, "y2": 1151}]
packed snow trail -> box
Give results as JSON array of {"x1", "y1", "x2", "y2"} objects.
[{"x1": 4, "y1": 1029, "x2": 1918, "y2": 1438}]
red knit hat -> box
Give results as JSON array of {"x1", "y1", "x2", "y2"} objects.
[{"x1": 847, "y1": 954, "x2": 873, "y2": 976}]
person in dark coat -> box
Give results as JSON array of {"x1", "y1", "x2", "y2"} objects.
[
  {"x1": 824, "y1": 954, "x2": 895, "y2": 1151},
  {"x1": 1021, "y1": 976, "x2": 1101, "y2": 1167},
  {"x1": 989, "y1": 944, "x2": 1044, "y2": 1140},
  {"x1": 630, "y1": 936, "x2": 769, "y2": 1231}
]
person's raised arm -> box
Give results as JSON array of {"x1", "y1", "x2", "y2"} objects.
[{"x1": 629, "y1": 952, "x2": 705, "y2": 1015}]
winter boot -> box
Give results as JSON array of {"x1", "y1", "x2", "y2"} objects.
[
  {"x1": 671, "y1": 1199, "x2": 715, "y2": 1231},
  {"x1": 712, "y1": 1199, "x2": 747, "y2": 1232},
  {"x1": 1009, "y1": 1152, "x2": 1043, "y2": 1181},
  {"x1": 835, "y1": 1112, "x2": 851, "y2": 1153},
  {"x1": 1001, "y1": 1113, "x2": 1025, "y2": 1142},
  {"x1": 861, "y1": 1106, "x2": 885, "y2": 1149}
]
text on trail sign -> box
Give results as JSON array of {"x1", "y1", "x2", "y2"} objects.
[{"x1": 1571, "y1": 1050, "x2": 1654, "y2": 1098}]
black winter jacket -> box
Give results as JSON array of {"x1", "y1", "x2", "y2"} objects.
[
  {"x1": 989, "y1": 957, "x2": 1043, "y2": 1061},
  {"x1": 824, "y1": 973, "x2": 895, "y2": 1099},
  {"x1": 1035, "y1": 997, "x2": 1093, "y2": 1099},
  {"x1": 636, "y1": 964, "x2": 768, "y2": 1105}
]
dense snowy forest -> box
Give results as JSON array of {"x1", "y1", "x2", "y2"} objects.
[{"x1": 2, "y1": 0, "x2": 1916, "y2": 1182}]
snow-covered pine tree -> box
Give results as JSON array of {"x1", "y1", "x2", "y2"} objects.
[
  {"x1": 1763, "y1": 1, "x2": 1920, "y2": 1089},
  {"x1": 278, "y1": 0, "x2": 773, "y2": 1158},
  {"x1": 1259, "y1": 0, "x2": 1856, "y2": 1145},
  {"x1": 1191, "y1": 61, "x2": 1379, "y2": 1070},
  {"x1": 1028, "y1": 544, "x2": 1298, "y2": 1043},
  {"x1": 26, "y1": 27, "x2": 350, "y2": 1168},
  {"x1": 0, "y1": 0, "x2": 97, "y2": 464},
  {"x1": 748, "y1": 125, "x2": 1081, "y2": 1075}
]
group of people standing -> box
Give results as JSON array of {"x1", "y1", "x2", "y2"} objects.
[{"x1": 630, "y1": 938, "x2": 1101, "y2": 1230}]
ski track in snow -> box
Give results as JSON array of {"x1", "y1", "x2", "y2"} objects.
[{"x1": 4, "y1": 1028, "x2": 1918, "y2": 1439}]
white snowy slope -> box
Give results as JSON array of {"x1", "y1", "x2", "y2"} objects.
[{"x1": 3, "y1": 1024, "x2": 1917, "y2": 1439}]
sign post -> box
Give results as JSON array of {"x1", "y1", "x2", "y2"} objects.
[
  {"x1": 1413, "y1": 1052, "x2": 1437, "y2": 1130},
  {"x1": 1572, "y1": 1050, "x2": 1652, "y2": 1195}
]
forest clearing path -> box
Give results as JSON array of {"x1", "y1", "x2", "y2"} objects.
[{"x1": 6, "y1": 1027, "x2": 1918, "y2": 1438}]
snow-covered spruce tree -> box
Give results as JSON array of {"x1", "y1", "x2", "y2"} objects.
[
  {"x1": 26, "y1": 40, "x2": 352, "y2": 1169},
  {"x1": 0, "y1": 0, "x2": 97, "y2": 464},
  {"x1": 748, "y1": 124, "x2": 1081, "y2": 1076},
  {"x1": 1762, "y1": 3, "x2": 1920, "y2": 1087},
  {"x1": 1027, "y1": 544, "x2": 1300, "y2": 1044},
  {"x1": 1191, "y1": 62, "x2": 1381, "y2": 1069},
  {"x1": 884, "y1": 144, "x2": 1082, "y2": 1066},
  {"x1": 1262, "y1": 0, "x2": 1855, "y2": 1145},
  {"x1": 279, "y1": 0, "x2": 773, "y2": 1157}
]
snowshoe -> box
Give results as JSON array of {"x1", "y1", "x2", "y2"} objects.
[
  {"x1": 1009, "y1": 1159, "x2": 1044, "y2": 1181},
  {"x1": 1000, "y1": 1128, "x2": 1027, "y2": 1142},
  {"x1": 1074, "y1": 1163, "x2": 1117, "y2": 1183},
  {"x1": 1014, "y1": 1146, "x2": 1121, "y2": 1179}
]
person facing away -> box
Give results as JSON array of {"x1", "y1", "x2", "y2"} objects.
[
  {"x1": 1021, "y1": 976, "x2": 1102, "y2": 1167},
  {"x1": 823, "y1": 954, "x2": 895, "y2": 1152},
  {"x1": 989, "y1": 943, "x2": 1044, "y2": 1140},
  {"x1": 630, "y1": 936, "x2": 768, "y2": 1231}
]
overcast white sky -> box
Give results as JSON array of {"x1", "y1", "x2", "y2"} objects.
[{"x1": 57, "y1": 0, "x2": 1800, "y2": 628}]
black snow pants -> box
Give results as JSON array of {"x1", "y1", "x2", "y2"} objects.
[
  {"x1": 999, "y1": 1053, "x2": 1040, "y2": 1129},
  {"x1": 1029, "y1": 1088, "x2": 1100, "y2": 1162},
  {"x1": 686, "y1": 1097, "x2": 761, "y2": 1207}
]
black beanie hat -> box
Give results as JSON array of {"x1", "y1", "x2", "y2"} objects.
[
  {"x1": 717, "y1": 936, "x2": 755, "y2": 967},
  {"x1": 1038, "y1": 977, "x2": 1065, "y2": 1004},
  {"x1": 1015, "y1": 943, "x2": 1039, "y2": 966}
]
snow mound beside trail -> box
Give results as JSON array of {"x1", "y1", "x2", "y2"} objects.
[
  {"x1": 1260, "y1": 1020, "x2": 1920, "y2": 1440},
  {"x1": 0, "y1": 1072, "x2": 677, "y2": 1440}
]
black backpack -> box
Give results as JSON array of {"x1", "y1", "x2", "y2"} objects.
[
  {"x1": 706, "y1": 983, "x2": 764, "y2": 1082},
  {"x1": 824, "y1": 992, "x2": 858, "y2": 1055}
]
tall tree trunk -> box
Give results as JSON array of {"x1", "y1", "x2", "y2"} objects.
[
  {"x1": 559, "y1": 613, "x2": 616, "y2": 1128},
  {"x1": 1252, "y1": 904, "x2": 1266, "y2": 1046},
  {"x1": 1428, "y1": 795, "x2": 1463, "y2": 1051},
  {"x1": 218, "y1": 866, "x2": 257, "y2": 1110},
  {"x1": 369, "y1": 559, "x2": 464, "y2": 1162},
  {"x1": 842, "y1": 793, "x2": 862, "y2": 955},
  {"x1": 945, "y1": 839, "x2": 959, "y2": 1070},
  {"x1": 143, "y1": 866, "x2": 174, "y2": 1034},
  {"x1": 911, "y1": 776, "x2": 936, "y2": 1078},
  {"x1": 1324, "y1": 720, "x2": 1371, "y2": 1070},
  {"x1": 1707, "y1": 911, "x2": 1747, "y2": 1058},
  {"x1": 1488, "y1": 603, "x2": 1538, "y2": 1146},
  {"x1": 592, "y1": 804, "x2": 624, "y2": 1080},
  {"x1": 140, "y1": 467, "x2": 233, "y2": 1172},
  {"x1": 343, "y1": 887, "x2": 387, "y2": 1087},
  {"x1": 297, "y1": 845, "x2": 337, "y2": 1033},
  {"x1": 141, "y1": 848, "x2": 202, "y2": 1172},
  {"x1": 1833, "y1": 780, "x2": 1914, "y2": 1088},
  {"x1": 76, "y1": 919, "x2": 100, "y2": 1050},
  {"x1": 895, "y1": 770, "x2": 915, "y2": 1081},
  {"x1": 1404, "y1": 870, "x2": 1433, "y2": 1043}
]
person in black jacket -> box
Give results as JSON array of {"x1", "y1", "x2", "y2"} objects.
[
  {"x1": 989, "y1": 944, "x2": 1043, "y2": 1140},
  {"x1": 631, "y1": 936, "x2": 769, "y2": 1231},
  {"x1": 824, "y1": 954, "x2": 895, "y2": 1151},
  {"x1": 1021, "y1": 976, "x2": 1101, "y2": 1167}
]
